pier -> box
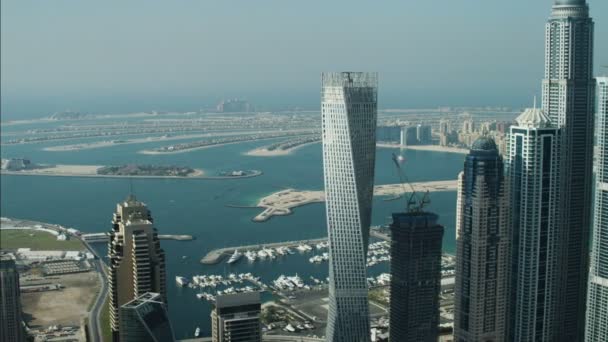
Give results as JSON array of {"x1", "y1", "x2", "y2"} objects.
[
  {"x1": 200, "y1": 237, "x2": 328, "y2": 265},
  {"x1": 81, "y1": 232, "x2": 194, "y2": 243}
]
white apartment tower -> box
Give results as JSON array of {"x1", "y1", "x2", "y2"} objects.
[
  {"x1": 108, "y1": 195, "x2": 167, "y2": 342},
  {"x1": 585, "y1": 77, "x2": 608, "y2": 341},
  {"x1": 321, "y1": 72, "x2": 378, "y2": 342},
  {"x1": 541, "y1": 1, "x2": 595, "y2": 339},
  {"x1": 507, "y1": 108, "x2": 561, "y2": 341}
]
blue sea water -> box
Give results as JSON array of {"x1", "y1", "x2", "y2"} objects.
[{"x1": 0, "y1": 131, "x2": 463, "y2": 338}]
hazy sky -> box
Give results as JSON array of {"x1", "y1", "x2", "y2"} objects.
[{"x1": 2, "y1": 0, "x2": 607, "y2": 118}]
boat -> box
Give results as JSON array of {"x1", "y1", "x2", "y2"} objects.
[
  {"x1": 245, "y1": 250, "x2": 257, "y2": 262},
  {"x1": 227, "y1": 250, "x2": 242, "y2": 264},
  {"x1": 194, "y1": 327, "x2": 200, "y2": 337},
  {"x1": 176, "y1": 276, "x2": 189, "y2": 287}
]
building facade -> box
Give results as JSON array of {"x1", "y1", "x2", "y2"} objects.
[
  {"x1": 107, "y1": 195, "x2": 167, "y2": 341},
  {"x1": 119, "y1": 292, "x2": 175, "y2": 342},
  {"x1": 389, "y1": 212, "x2": 444, "y2": 342},
  {"x1": 454, "y1": 137, "x2": 510, "y2": 342},
  {"x1": 211, "y1": 292, "x2": 261, "y2": 342},
  {"x1": 0, "y1": 254, "x2": 25, "y2": 342},
  {"x1": 321, "y1": 72, "x2": 378, "y2": 342},
  {"x1": 585, "y1": 77, "x2": 608, "y2": 341},
  {"x1": 507, "y1": 108, "x2": 561, "y2": 341},
  {"x1": 541, "y1": 1, "x2": 596, "y2": 339}
]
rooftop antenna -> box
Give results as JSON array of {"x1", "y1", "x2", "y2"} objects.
[
  {"x1": 533, "y1": 95, "x2": 537, "y2": 109},
  {"x1": 391, "y1": 153, "x2": 430, "y2": 213}
]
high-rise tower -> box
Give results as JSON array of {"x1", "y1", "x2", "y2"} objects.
[
  {"x1": 541, "y1": 1, "x2": 595, "y2": 339},
  {"x1": 389, "y1": 211, "x2": 444, "y2": 342},
  {"x1": 211, "y1": 292, "x2": 262, "y2": 342},
  {"x1": 107, "y1": 195, "x2": 167, "y2": 342},
  {"x1": 585, "y1": 77, "x2": 608, "y2": 341},
  {"x1": 507, "y1": 108, "x2": 562, "y2": 341},
  {"x1": 0, "y1": 254, "x2": 25, "y2": 342},
  {"x1": 119, "y1": 292, "x2": 175, "y2": 342},
  {"x1": 454, "y1": 137, "x2": 510, "y2": 342},
  {"x1": 321, "y1": 72, "x2": 378, "y2": 342}
]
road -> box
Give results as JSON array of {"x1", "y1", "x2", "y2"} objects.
[{"x1": 81, "y1": 239, "x2": 108, "y2": 342}]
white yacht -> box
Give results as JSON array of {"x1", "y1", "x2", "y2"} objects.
[
  {"x1": 227, "y1": 249, "x2": 242, "y2": 264},
  {"x1": 194, "y1": 327, "x2": 200, "y2": 337},
  {"x1": 175, "y1": 276, "x2": 189, "y2": 287}
]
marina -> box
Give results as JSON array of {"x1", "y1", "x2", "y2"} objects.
[{"x1": 200, "y1": 238, "x2": 328, "y2": 264}]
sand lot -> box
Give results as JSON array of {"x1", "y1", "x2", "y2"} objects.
[{"x1": 21, "y1": 271, "x2": 100, "y2": 328}]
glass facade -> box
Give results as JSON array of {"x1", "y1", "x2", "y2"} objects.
[
  {"x1": 585, "y1": 77, "x2": 608, "y2": 341},
  {"x1": 541, "y1": 1, "x2": 595, "y2": 339},
  {"x1": 454, "y1": 138, "x2": 509, "y2": 342},
  {"x1": 321, "y1": 72, "x2": 377, "y2": 342},
  {"x1": 507, "y1": 111, "x2": 561, "y2": 341},
  {"x1": 390, "y1": 212, "x2": 444, "y2": 342}
]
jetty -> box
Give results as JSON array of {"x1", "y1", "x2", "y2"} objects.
[{"x1": 200, "y1": 237, "x2": 328, "y2": 265}]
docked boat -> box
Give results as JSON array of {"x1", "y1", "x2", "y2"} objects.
[
  {"x1": 194, "y1": 327, "x2": 200, "y2": 337},
  {"x1": 245, "y1": 250, "x2": 257, "y2": 262},
  {"x1": 227, "y1": 250, "x2": 242, "y2": 264},
  {"x1": 175, "y1": 276, "x2": 189, "y2": 287}
]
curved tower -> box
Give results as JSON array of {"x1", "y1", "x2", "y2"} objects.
[
  {"x1": 541, "y1": 0, "x2": 595, "y2": 340},
  {"x1": 455, "y1": 137, "x2": 510, "y2": 342},
  {"x1": 321, "y1": 72, "x2": 377, "y2": 342}
]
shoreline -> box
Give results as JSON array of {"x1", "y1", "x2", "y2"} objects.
[
  {"x1": 0, "y1": 165, "x2": 264, "y2": 180},
  {"x1": 251, "y1": 179, "x2": 459, "y2": 222},
  {"x1": 244, "y1": 140, "x2": 320, "y2": 157},
  {"x1": 376, "y1": 143, "x2": 468, "y2": 154}
]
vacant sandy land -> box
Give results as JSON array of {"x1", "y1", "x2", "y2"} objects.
[
  {"x1": 253, "y1": 179, "x2": 458, "y2": 221},
  {"x1": 21, "y1": 272, "x2": 100, "y2": 328},
  {"x1": 244, "y1": 140, "x2": 320, "y2": 157}
]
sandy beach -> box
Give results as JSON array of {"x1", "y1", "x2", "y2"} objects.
[
  {"x1": 1, "y1": 164, "x2": 206, "y2": 179},
  {"x1": 252, "y1": 179, "x2": 458, "y2": 222},
  {"x1": 244, "y1": 140, "x2": 320, "y2": 157}
]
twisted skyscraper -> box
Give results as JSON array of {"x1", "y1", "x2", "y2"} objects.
[
  {"x1": 541, "y1": 1, "x2": 595, "y2": 340},
  {"x1": 321, "y1": 72, "x2": 377, "y2": 342}
]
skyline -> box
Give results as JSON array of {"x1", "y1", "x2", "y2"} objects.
[{"x1": 2, "y1": 0, "x2": 608, "y2": 119}]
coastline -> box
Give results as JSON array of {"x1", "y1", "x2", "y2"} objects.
[
  {"x1": 0, "y1": 165, "x2": 267, "y2": 180},
  {"x1": 251, "y1": 179, "x2": 459, "y2": 222},
  {"x1": 376, "y1": 143, "x2": 468, "y2": 154},
  {"x1": 244, "y1": 140, "x2": 321, "y2": 157}
]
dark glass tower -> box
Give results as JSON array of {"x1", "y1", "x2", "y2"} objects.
[
  {"x1": 389, "y1": 211, "x2": 444, "y2": 342},
  {"x1": 541, "y1": 1, "x2": 595, "y2": 339},
  {"x1": 454, "y1": 137, "x2": 510, "y2": 342}
]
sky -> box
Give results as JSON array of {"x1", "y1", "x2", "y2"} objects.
[{"x1": 1, "y1": 0, "x2": 607, "y2": 119}]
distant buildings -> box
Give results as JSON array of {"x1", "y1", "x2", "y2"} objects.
[
  {"x1": 454, "y1": 137, "x2": 509, "y2": 341},
  {"x1": 107, "y1": 195, "x2": 167, "y2": 341},
  {"x1": 507, "y1": 108, "x2": 561, "y2": 341},
  {"x1": 119, "y1": 292, "x2": 175, "y2": 342},
  {"x1": 0, "y1": 158, "x2": 33, "y2": 171},
  {"x1": 542, "y1": 1, "x2": 596, "y2": 338},
  {"x1": 216, "y1": 99, "x2": 252, "y2": 113},
  {"x1": 0, "y1": 254, "x2": 25, "y2": 342},
  {"x1": 400, "y1": 126, "x2": 418, "y2": 146},
  {"x1": 585, "y1": 76, "x2": 608, "y2": 341},
  {"x1": 416, "y1": 124, "x2": 432, "y2": 144},
  {"x1": 376, "y1": 126, "x2": 401, "y2": 144},
  {"x1": 321, "y1": 72, "x2": 377, "y2": 341},
  {"x1": 211, "y1": 292, "x2": 261, "y2": 342},
  {"x1": 389, "y1": 211, "x2": 444, "y2": 342}
]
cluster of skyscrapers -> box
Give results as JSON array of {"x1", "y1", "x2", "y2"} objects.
[
  {"x1": 453, "y1": 1, "x2": 605, "y2": 341},
  {"x1": 321, "y1": 1, "x2": 605, "y2": 342}
]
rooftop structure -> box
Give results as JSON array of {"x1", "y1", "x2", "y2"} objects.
[{"x1": 119, "y1": 292, "x2": 175, "y2": 342}]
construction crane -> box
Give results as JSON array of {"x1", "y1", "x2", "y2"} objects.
[{"x1": 391, "y1": 153, "x2": 430, "y2": 213}]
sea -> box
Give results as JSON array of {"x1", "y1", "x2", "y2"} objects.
[{"x1": 0, "y1": 118, "x2": 464, "y2": 338}]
